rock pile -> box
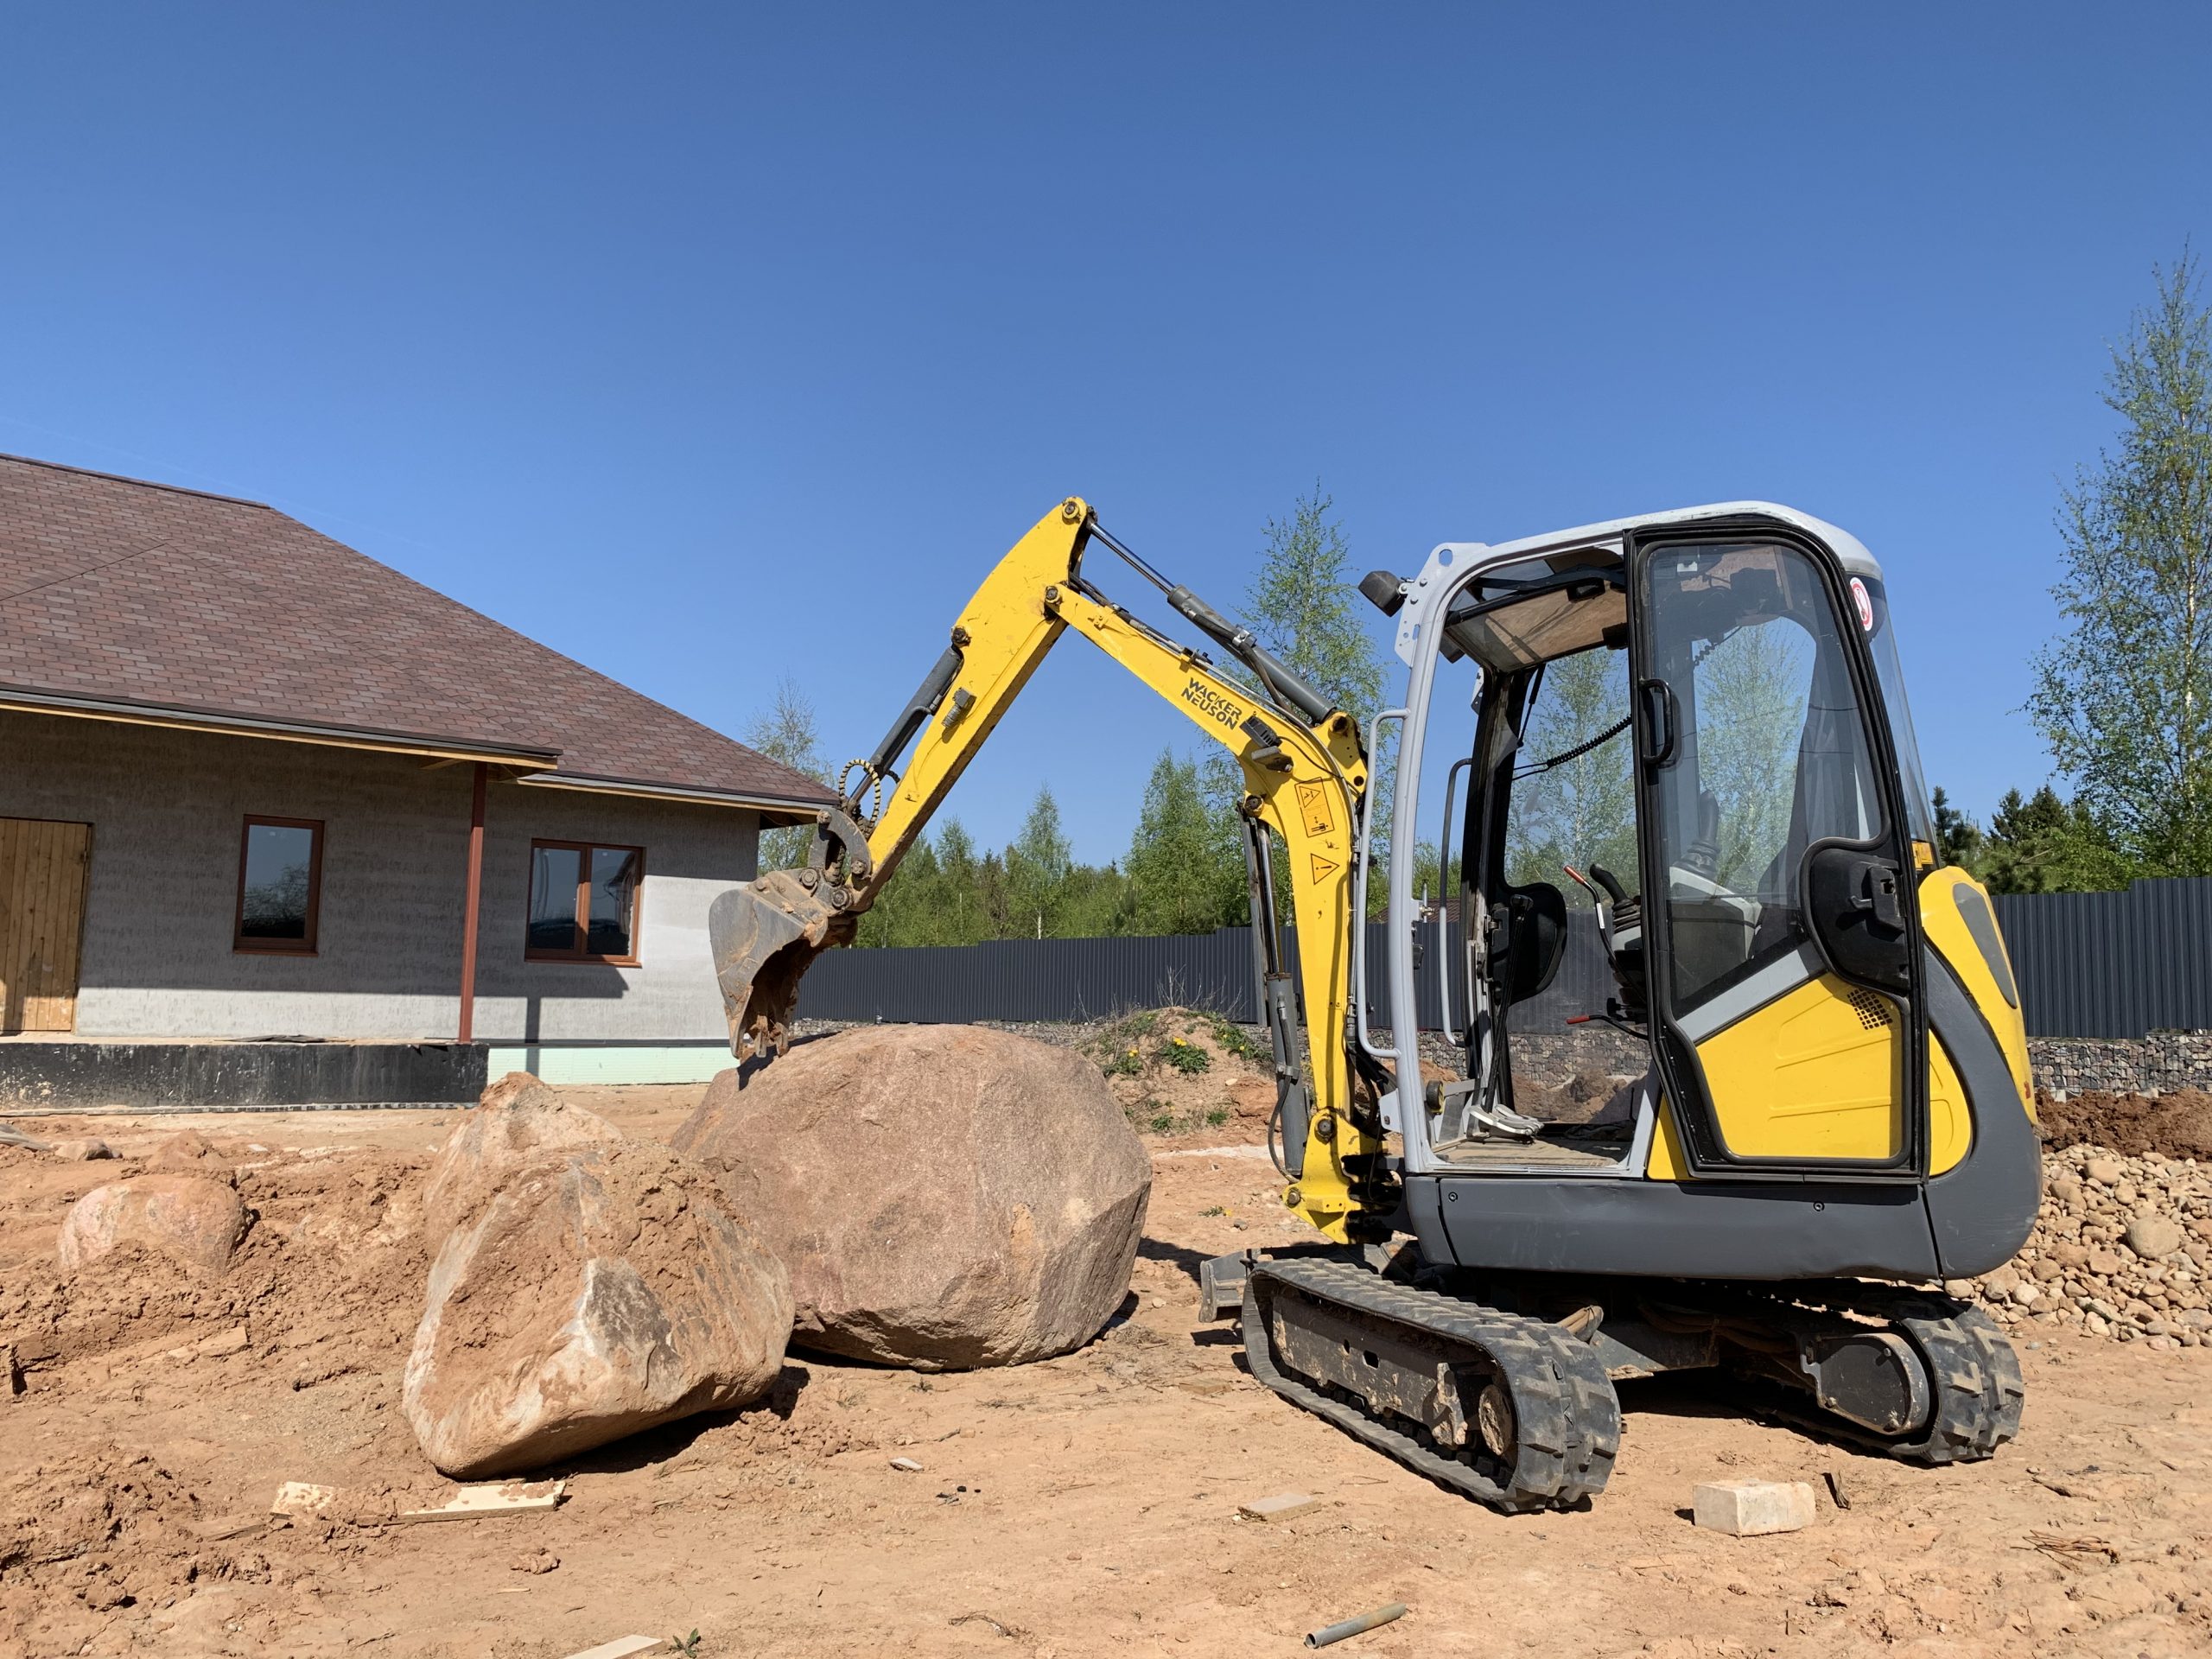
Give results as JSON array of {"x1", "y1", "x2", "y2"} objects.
[{"x1": 1955, "y1": 1144, "x2": 2211, "y2": 1350}]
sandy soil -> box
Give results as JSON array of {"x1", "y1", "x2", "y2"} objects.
[{"x1": 2, "y1": 1089, "x2": 2209, "y2": 1659}]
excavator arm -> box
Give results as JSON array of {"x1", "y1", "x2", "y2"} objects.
[{"x1": 707, "y1": 497, "x2": 1391, "y2": 1242}]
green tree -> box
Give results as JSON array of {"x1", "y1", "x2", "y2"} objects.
[
  {"x1": 1127, "y1": 750, "x2": 1243, "y2": 934},
  {"x1": 1504, "y1": 647, "x2": 1638, "y2": 902},
  {"x1": 1003, "y1": 785, "x2": 1073, "y2": 939},
  {"x1": 2029, "y1": 253, "x2": 2212, "y2": 876},
  {"x1": 745, "y1": 677, "x2": 829, "y2": 872},
  {"x1": 1694, "y1": 620, "x2": 1808, "y2": 893},
  {"x1": 1931, "y1": 786, "x2": 1986, "y2": 874},
  {"x1": 1981, "y1": 785, "x2": 2132, "y2": 894},
  {"x1": 1243, "y1": 483, "x2": 1395, "y2": 912},
  {"x1": 1244, "y1": 484, "x2": 1390, "y2": 728}
]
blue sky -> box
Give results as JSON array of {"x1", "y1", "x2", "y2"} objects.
[{"x1": 3, "y1": 6, "x2": 2208, "y2": 862}]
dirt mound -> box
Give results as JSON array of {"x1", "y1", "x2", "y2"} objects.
[
  {"x1": 0, "y1": 1137, "x2": 430, "y2": 1394},
  {"x1": 2037, "y1": 1089, "x2": 2212, "y2": 1159},
  {"x1": 1085, "y1": 1007, "x2": 1274, "y2": 1137}
]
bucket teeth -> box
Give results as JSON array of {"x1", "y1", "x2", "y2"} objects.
[{"x1": 707, "y1": 871, "x2": 856, "y2": 1059}]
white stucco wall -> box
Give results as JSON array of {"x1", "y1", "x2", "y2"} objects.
[{"x1": 0, "y1": 709, "x2": 759, "y2": 1041}]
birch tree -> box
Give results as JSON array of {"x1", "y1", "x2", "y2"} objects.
[{"x1": 2030, "y1": 253, "x2": 2212, "y2": 876}]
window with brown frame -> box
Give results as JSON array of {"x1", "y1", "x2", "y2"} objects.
[
  {"x1": 526, "y1": 840, "x2": 644, "y2": 963},
  {"x1": 234, "y1": 817, "x2": 323, "y2": 955}
]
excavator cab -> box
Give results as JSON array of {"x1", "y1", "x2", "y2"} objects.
[
  {"x1": 1368, "y1": 507, "x2": 2037, "y2": 1283},
  {"x1": 1219, "y1": 507, "x2": 2037, "y2": 1508}
]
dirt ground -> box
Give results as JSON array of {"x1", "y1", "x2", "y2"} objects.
[
  {"x1": 3, "y1": 1089, "x2": 2209, "y2": 1659},
  {"x1": 2037, "y1": 1088, "x2": 2212, "y2": 1160}
]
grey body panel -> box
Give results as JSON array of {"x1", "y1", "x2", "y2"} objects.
[
  {"x1": 1412, "y1": 1165, "x2": 1942, "y2": 1281},
  {"x1": 1922, "y1": 949, "x2": 2042, "y2": 1277}
]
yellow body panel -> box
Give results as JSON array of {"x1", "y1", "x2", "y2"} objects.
[
  {"x1": 1646, "y1": 1098, "x2": 1689, "y2": 1180},
  {"x1": 1695, "y1": 974, "x2": 1903, "y2": 1160},
  {"x1": 1645, "y1": 867, "x2": 2027, "y2": 1181},
  {"x1": 1928, "y1": 1030, "x2": 1971, "y2": 1175},
  {"x1": 849, "y1": 499, "x2": 1376, "y2": 1242},
  {"x1": 1917, "y1": 867, "x2": 2035, "y2": 1116}
]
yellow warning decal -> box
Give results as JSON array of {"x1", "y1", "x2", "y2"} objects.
[
  {"x1": 1309, "y1": 854, "x2": 1339, "y2": 884},
  {"x1": 1296, "y1": 780, "x2": 1334, "y2": 838}
]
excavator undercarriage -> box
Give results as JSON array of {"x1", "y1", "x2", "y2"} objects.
[{"x1": 1223, "y1": 1253, "x2": 2023, "y2": 1510}]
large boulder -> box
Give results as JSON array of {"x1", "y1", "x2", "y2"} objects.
[
  {"x1": 672, "y1": 1025, "x2": 1152, "y2": 1369},
  {"x1": 403, "y1": 1074, "x2": 793, "y2": 1478},
  {"x1": 57, "y1": 1174, "x2": 247, "y2": 1274}
]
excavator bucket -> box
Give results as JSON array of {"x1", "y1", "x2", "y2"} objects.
[{"x1": 707, "y1": 868, "x2": 861, "y2": 1060}]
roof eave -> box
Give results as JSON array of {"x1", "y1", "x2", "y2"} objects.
[
  {"x1": 0, "y1": 683, "x2": 563, "y2": 766},
  {"x1": 512, "y1": 768, "x2": 838, "y2": 821}
]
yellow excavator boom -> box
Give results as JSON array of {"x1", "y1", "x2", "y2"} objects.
[{"x1": 706, "y1": 497, "x2": 1386, "y2": 1240}]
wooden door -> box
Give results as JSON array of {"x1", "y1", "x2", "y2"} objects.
[{"x1": 0, "y1": 818, "x2": 92, "y2": 1033}]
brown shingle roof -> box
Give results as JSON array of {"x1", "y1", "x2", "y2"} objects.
[{"x1": 0, "y1": 453, "x2": 834, "y2": 807}]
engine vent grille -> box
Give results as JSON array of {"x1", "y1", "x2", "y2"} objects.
[{"x1": 1848, "y1": 989, "x2": 1893, "y2": 1031}]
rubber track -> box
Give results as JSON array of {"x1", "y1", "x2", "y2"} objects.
[
  {"x1": 1243, "y1": 1258, "x2": 1620, "y2": 1513},
  {"x1": 1736, "y1": 1283, "x2": 2025, "y2": 1464}
]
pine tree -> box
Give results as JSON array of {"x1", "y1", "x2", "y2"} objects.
[
  {"x1": 1930, "y1": 786, "x2": 1986, "y2": 874},
  {"x1": 1981, "y1": 785, "x2": 2131, "y2": 894}
]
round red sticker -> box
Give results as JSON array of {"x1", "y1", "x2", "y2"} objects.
[{"x1": 1849, "y1": 576, "x2": 1873, "y2": 632}]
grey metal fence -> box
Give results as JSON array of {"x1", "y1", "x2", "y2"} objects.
[
  {"x1": 798, "y1": 880, "x2": 2212, "y2": 1040},
  {"x1": 798, "y1": 912, "x2": 1620, "y2": 1033},
  {"x1": 1991, "y1": 877, "x2": 2212, "y2": 1039}
]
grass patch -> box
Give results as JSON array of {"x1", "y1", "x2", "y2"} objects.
[{"x1": 1160, "y1": 1035, "x2": 1211, "y2": 1075}]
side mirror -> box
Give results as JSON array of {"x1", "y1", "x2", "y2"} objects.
[{"x1": 1359, "y1": 569, "x2": 1407, "y2": 617}]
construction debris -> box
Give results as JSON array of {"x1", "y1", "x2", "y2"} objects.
[
  {"x1": 1306, "y1": 1601, "x2": 1408, "y2": 1648},
  {"x1": 1238, "y1": 1492, "x2": 1325, "y2": 1522},
  {"x1": 561, "y1": 1639, "x2": 662, "y2": 1659},
  {"x1": 888, "y1": 1457, "x2": 924, "y2": 1472},
  {"x1": 1691, "y1": 1479, "x2": 1817, "y2": 1537},
  {"x1": 270, "y1": 1477, "x2": 568, "y2": 1522},
  {"x1": 399, "y1": 1478, "x2": 567, "y2": 1523}
]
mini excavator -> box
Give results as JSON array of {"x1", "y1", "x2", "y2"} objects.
[{"x1": 708, "y1": 498, "x2": 2037, "y2": 1512}]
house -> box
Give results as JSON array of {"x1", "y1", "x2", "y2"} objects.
[{"x1": 0, "y1": 453, "x2": 836, "y2": 1105}]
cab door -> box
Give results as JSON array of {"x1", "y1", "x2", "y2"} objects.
[{"x1": 1627, "y1": 531, "x2": 1927, "y2": 1178}]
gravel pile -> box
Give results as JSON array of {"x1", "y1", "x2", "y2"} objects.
[{"x1": 1954, "y1": 1144, "x2": 2212, "y2": 1349}]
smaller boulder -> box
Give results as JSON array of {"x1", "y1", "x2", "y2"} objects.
[
  {"x1": 57, "y1": 1175, "x2": 248, "y2": 1274},
  {"x1": 49, "y1": 1139, "x2": 114, "y2": 1162},
  {"x1": 404, "y1": 1076, "x2": 792, "y2": 1478},
  {"x1": 2126, "y1": 1216, "x2": 2184, "y2": 1261}
]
